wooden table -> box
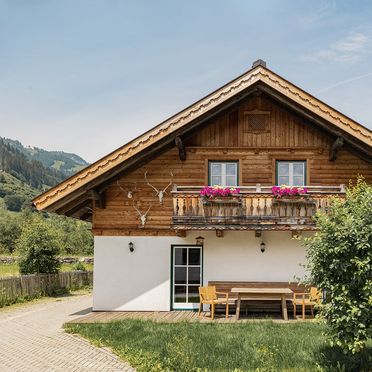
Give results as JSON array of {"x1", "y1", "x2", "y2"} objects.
[{"x1": 231, "y1": 287, "x2": 293, "y2": 320}]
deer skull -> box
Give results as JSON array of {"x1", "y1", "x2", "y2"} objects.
[
  {"x1": 144, "y1": 171, "x2": 173, "y2": 204},
  {"x1": 133, "y1": 204, "x2": 151, "y2": 228}
]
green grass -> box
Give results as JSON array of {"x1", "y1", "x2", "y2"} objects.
[
  {"x1": 65, "y1": 319, "x2": 371, "y2": 372},
  {"x1": 0, "y1": 262, "x2": 93, "y2": 277}
]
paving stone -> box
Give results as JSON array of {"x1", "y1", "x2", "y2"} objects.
[{"x1": 0, "y1": 294, "x2": 135, "y2": 371}]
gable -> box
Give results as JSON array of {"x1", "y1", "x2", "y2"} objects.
[
  {"x1": 32, "y1": 61, "x2": 372, "y2": 217},
  {"x1": 184, "y1": 94, "x2": 331, "y2": 149}
]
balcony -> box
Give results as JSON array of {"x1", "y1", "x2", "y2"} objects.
[{"x1": 171, "y1": 185, "x2": 345, "y2": 232}]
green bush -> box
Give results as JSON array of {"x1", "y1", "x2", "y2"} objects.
[
  {"x1": 73, "y1": 261, "x2": 87, "y2": 271},
  {"x1": 17, "y1": 221, "x2": 61, "y2": 274},
  {"x1": 305, "y1": 177, "x2": 372, "y2": 353}
]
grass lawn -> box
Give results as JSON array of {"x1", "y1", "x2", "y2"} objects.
[
  {"x1": 65, "y1": 319, "x2": 371, "y2": 372},
  {"x1": 0, "y1": 262, "x2": 93, "y2": 277}
]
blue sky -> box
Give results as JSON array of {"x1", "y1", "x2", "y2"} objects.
[{"x1": 0, "y1": 0, "x2": 372, "y2": 162}]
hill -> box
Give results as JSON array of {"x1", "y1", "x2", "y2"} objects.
[
  {"x1": 0, "y1": 137, "x2": 89, "y2": 211},
  {"x1": 1, "y1": 137, "x2": 88, "y2": 176}
]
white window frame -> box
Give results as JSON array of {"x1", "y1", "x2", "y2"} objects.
[
  {"x1": 276, "y1": 161, "x2": 306, "y2": 186},
  {"x1": 209, "y1": 161, "x2": 238, "y2": 187}
]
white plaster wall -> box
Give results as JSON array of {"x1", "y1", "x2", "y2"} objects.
[{"x1": 93, "y1": 231, "x2": 309, "y2": 311}]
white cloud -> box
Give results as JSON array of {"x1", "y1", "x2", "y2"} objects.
[{"x1": 300, "y1": 32, "x2": 370, "y2": 63}]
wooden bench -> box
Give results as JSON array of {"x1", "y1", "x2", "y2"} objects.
[{"x1": 209, "y1": 281, "x2": 308, "y2": 315}]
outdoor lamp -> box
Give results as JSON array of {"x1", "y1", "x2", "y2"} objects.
[
  {"x1": 196, "y1": 236, "x2": 205, "y2": 245},
  {"x1": 260, "y1": 242, "x2": 266, "y2": 253},
  {"x1": 128, "y1": 241, "x2": 134, "y2": 253}
]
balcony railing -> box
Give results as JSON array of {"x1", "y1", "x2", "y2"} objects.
[{"x1": 171, "y1": 185, "x2": 345, "y2": 231}]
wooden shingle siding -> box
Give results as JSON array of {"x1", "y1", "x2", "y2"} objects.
[{"x1": 93, "y1": 95, "x2": 372, "y2": 235}]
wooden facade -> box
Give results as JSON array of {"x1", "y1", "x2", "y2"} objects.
[{"x1": 92, "y1": 94, "x2": 372, "y2": 236}]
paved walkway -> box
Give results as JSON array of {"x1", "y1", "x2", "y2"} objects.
[{"x1": 0, "y1": 294, "x2": 135, "y2": 371}]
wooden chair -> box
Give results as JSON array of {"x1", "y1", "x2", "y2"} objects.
[
  {"x1": 198, "y1": 286, "x2": 229, "y2": 320},
  {"x1": 292, "y1": 287, "x2": 321, "y2": 320}
]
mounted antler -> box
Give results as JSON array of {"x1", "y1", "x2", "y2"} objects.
[
  {"x1": 117, "y1": 181, "x2": 137, "y2": 199},
  {"x1": 133, "y1": 203, "x2": 151, "y2": 228},
  {"x1": 144, "y1": 171, "x2": 174, "y2": 204}
]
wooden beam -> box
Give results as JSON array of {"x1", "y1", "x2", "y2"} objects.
[
  {"x1": 329, "y1": 136, "x2": 344, "y2": 161},
  {"x1": 175, "y1": 230, "x2": 186, "y2": 237},
  {"x1": 88, "y1": 190, "x2": 105, "y2": 209},
  {"x1": 216, "y1": 229, "x2": 224, "y2": 238},
  {"x1": 255, "y1": 230, "x2": 262, "y2": 238},
  {"x1": 175, "y1": 136, "x2": 186, "y2": 161}
]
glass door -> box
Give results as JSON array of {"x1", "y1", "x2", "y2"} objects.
[{"x1": 172, "y1": 245, "x2": 202, "y2": 310}]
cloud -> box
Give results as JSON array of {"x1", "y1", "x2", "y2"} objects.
[
  {"x1": 318, "y1": 72, "x2": 372, "y2": 93},
  {"x1": 300, "y1": 32, "x2": 370, "y2": 63}
]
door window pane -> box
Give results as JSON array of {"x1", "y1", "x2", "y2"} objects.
[
  {"x1": 174, "y1": 267, "x2": 187, "y2": 284},
  {"x1": 209, "y1": 162, "x2": 238, "y2": 187},
  {"x1": 174, "y1": 248, "x2": 187, "y2": 266},
  {"x1": 188, "y1": 286, "x2": 199, "y2": 303},
  {"x1": 188, "y1": 248, "x2": 200, "y2": 265},
  {"x1": 188, "y1": 267, "x2": 200, "y2": 284},
  {"x1": 174, "y1": 286, "x2": 187, "y2": 303}
]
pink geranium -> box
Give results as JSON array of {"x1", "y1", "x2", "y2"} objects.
[
  {"x1": 271, "y1": 185, "x2": 308, "y2": 197},
  {"x1": 200, "y1": 185, "x2": 240, "y2": 198}
]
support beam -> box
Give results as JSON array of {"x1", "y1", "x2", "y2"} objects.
[
  {"x1": 216, "y1": 230, "x2": 224, "y2": 238},
  {"x1": 175, "y1": 230, "x2": 186, "y2": 237},
  {"x1": 175, "y1": 136, "x2": 186, "y2": 161},
  {"x1": 88, "y1": 190, "x2": 105, "y2": 209},
  {"x1": 329, "y1": 136, "x2": 344, "y2": 161}
]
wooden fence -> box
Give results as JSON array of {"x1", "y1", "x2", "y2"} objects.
[{"x1": 0, "y1": 271, "x2": 93, "y2": 307}]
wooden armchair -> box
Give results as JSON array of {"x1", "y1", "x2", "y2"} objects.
[
  {"x1": 198, "y1": 286, "x2": 229, "y2": 320},
  {"x1": 292, "y1": 287, "x2": 321, "y2": 320}
]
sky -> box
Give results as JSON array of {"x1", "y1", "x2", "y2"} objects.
[{"x1": 0, "y1": 0, "x2": 372, "y2": 163}]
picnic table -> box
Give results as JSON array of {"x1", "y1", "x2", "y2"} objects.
[{"x1": 231, "y1": 287, "x2": 293, "y2": 320}]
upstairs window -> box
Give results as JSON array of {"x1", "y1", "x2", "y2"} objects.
[
  {"x1": 276, "y1": 161, "x2": 306, "y2": 186},
  {"x1": 209, "y1": 161, "x2": 238, "y2": 187}
]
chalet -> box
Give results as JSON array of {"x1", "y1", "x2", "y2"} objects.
[{"x1": 33, "y1": 60, "x2": 372, "y2": 315}]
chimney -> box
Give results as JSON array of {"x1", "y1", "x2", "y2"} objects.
[{"x1": 252, "y1": 59, "x2": 267, "y2": 68}]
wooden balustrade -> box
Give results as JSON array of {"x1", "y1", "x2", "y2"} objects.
[{"x1": 171, "y1": 185, "x2": 344, "y2": 231}]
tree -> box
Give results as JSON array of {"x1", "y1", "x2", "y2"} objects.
[
  {"x1": 304, "y1": 177, "x2": 372, "y2": 353},
  {"x1": 0, "y1": 212, "x2": 21, "y2": 254},
  {"x1": 17, "y1": 221, "x2": 61, "y2": 274}
]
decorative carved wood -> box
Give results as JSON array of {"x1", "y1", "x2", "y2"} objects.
[
  {"x1": 175, "y1": 136, "x2": 186, "y2": 161},
  {"x1": 88, "y1": 190, "x2": 105, "y2": 209},
  {"x1": 329, "y1": 136, "x2": 344, "y2": 161}
]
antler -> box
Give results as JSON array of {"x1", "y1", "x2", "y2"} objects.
[
  {"x1": 144, "y1": 205, "x2": 152, "y2": 216},
  {"x1": 132, "y1": 203, "x2": 142, "y2": 217},
  {"x1": 162, "y1": 172, "x2": 174, "y2": 193},
  {"x1": 144, "y1": 171, "x2": 159, "y2": 194}
]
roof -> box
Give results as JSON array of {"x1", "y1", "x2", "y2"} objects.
[{"x1": 33, "y1": 61, "x2": 372, "y2": 215}]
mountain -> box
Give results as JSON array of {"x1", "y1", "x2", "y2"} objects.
[
  {"x1": 1, "y1": 138, "x2": 89, "y2": 176},
  {"x1": 0, "y1": 137, "x2": 89, "y2": 211}
]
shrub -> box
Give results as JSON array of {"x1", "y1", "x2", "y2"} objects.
[
  {"x1": 305, "y1": 177, "x2": 372, "y2": 353},
  {"x1": 73, "y1": 261, "x2": 87, "y2": 271},
  {"x1": 17, "y1": 221, "x2": 61, "y2": 274}
]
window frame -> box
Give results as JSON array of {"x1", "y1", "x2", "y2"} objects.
[
  {"x1": 208, "y1": 160, "x2": 239, "y2": 187},
  {"x1": 275, "y1": 160, "x2": 307, "y2": 186}
]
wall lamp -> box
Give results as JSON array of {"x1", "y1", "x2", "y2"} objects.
[
  {"x1": 128, "y1": 241, "x2": 135, "y2": 253},
  {"x1": 260, "y1": 242, "x2": 266, "y2": 253}
]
